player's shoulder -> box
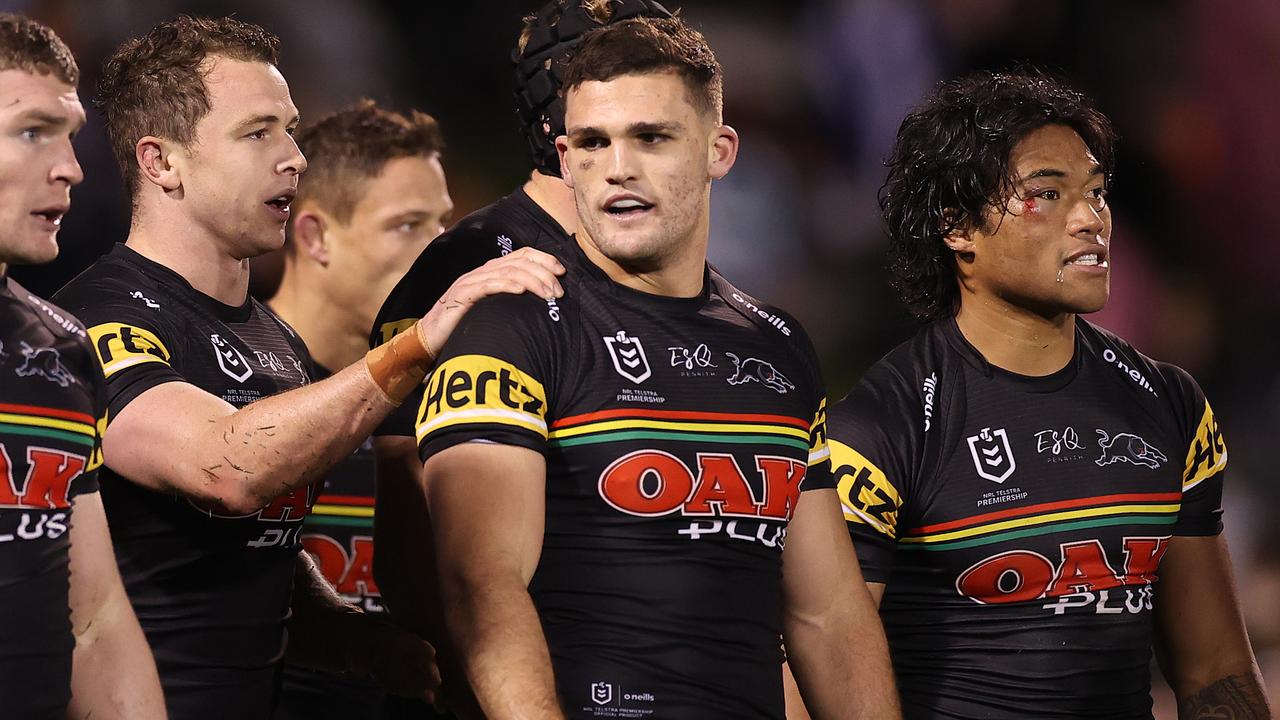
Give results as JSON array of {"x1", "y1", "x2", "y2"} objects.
[
  {"x1": 831, "y1": 323, "x2": 944, "y2": 432},
  {"x1": 1078, "y1": 319, "x2": 1203, "y2": 405},
  {"x1": 710, "y1": 269, "x2": 816, "y2": 359},
  {"x1": 373, "y1": 191, "x2": 569, "y2": 348},
  {"x1": 6, "y1": 277, "x2": 91, "y2": 345},
  {"x1": 54, "y1": 245, "x2": 175, "y2": 322}
]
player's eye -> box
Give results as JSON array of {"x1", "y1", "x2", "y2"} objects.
[
  {"x1": 1035, "y1": 189, "x2": 1060, "y2": 201},
  {"x1": 578, "y1": 136, "x2": 607, "y2": 150},
  {"x1": 637, "y1": 133, "x2": 667, "y2": 145},
  {"x1": 22, "y1": 127, "x2": 42, "y2": 141},
  {"x1": 396, "y1": 220, "x2": 420, "y2": 233},
  {"x1": 246, "y1": 128, "x2": 268, "y2": 140}
]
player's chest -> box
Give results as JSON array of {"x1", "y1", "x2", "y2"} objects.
[
  {"x1": 545, "y1": 308, "x2": 815, "y2": 540},
  {"x1": 0, "y1": 315, "x2": 97, "y2": 530},
  {"x1": 898, "y1": 375, "x2": 1184, "y2": 613},
  {"x1": 171, "y1": 312, "x2": 310, "y2": 406}
]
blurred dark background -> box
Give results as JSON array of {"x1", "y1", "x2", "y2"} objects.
[{"x1": 6, "y1": 0, "x2": 1278, "y2": 713}]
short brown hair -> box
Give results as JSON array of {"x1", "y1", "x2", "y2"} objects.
[
  {"x1": 0, "y1": 13, "x2": 78, "y2": 85},
  {"x1": 98, "y1": 15, "x2": 280, "y2": 197},
  {"x1": 293, "y1": 99, "x2": 444, "y2": 226},
  {"x1": 562, "y1": 16, "x2": 722, "y2": 119}
]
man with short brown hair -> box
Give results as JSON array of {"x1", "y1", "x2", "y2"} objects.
[
  {"x1": 419, "y1": 15, "x2": 898, "y2": 720},
  {"x1": 272, "y1": 98, "x2": 455, "y2": 720},
  {"x1": 0, "y1": 12, "x2": 165, "y2": 719},
  {"x1": 55, "y1": 15, "x2": 563, "y2": 719}
]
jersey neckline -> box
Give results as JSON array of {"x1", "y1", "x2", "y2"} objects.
[
  {"x1": 941, "y1": 315, "x2": 1080, "y2": 393},
  {"x1": 563, "y1": 232, "x2": 711, "y2": 315},
  {"x1": 111, "y1": 243, "x2": 255, "y2": 323}
]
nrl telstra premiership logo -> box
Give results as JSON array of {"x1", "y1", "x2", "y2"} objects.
[{"x1": 604, "y1": 330, "x2": 651, "y2": 384}]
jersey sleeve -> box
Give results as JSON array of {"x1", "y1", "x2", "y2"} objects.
[
  {"x1": 1164, "y1": 365, "x2": 1226, "y2": 536},
  {"x1": 791, "y1": 329, "x2": 833, "y2": 494},
  {"x1": 370, "y1": 231, "x2": 500, "y2": 438},
  {"x1": 827, "y1": 363, "x2": 920, "y2": 583},
  {"x1": 414, "y1": 292, "x2": 558, "y2": 462},
  {"x1": 60, "y1": 284, "x2": 185, "y2": 422}
]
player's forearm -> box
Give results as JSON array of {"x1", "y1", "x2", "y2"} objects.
[
  {"x1": 442, "y1": 574, "x2": 565, "y2": 720},
  {"x1": 195, "y1": 361, "x2": 400, "y2": 512},
  {"x1": 1175, "y1": 666, "x2": 1272, "y2": 720},
  {"x1": 286, "y1": 552, "x2": 370, "y2": 673},
  {"x1": 68, "y1": 587, "x2": 166, "y2": 719},
  {"x1": 783, "y1": 601, "x2": 900, "y2": 720}
]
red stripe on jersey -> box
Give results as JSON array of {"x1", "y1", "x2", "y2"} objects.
[
  {"x1": 907, "y1": 492, "x2": 1184, "y2": 535},
  {"x1": 551, "y1": 408, "x2": 810, "y2": 430},
  {"x1": 0, "y1": 402, "x2": 95, "y2": 425},
  {"x1": 314, "y1": 494, "x2": 375, "y2": 507}
]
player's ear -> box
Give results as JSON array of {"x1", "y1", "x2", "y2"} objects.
[
  {"x1": 136, "y1": 136, "x2": 183, "y2": 193},
  {"x1": 942, "y1": 209, "x2": 977, "y2": 259},
  {"x1": 708, "y1": 124, "x2": 738, "y2": 180},
  {"x1": 290, "y1": 207, "x2": 329, "y2": 267},
  {"x1": 555, "y1": 135, "x2": 574, "y2": 188}
]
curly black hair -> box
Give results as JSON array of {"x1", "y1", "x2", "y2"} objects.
[{"x1": 880, "y1": 69, "x2": 1116, "y2": 322}]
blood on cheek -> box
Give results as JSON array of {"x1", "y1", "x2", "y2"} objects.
[{"x1": 1022, "y1": 197, "x2": 1038, "y2": 214}]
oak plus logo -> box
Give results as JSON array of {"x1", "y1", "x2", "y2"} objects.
[
  {"x1": 967, "y1": 427, "x2": 1016, "y2": 483},
  {"x1": 210, "y1": 333, "x2": 253, "y2": 383},
  {"x1": 604, "y1": 330, "x2": 651, "y2": 384}
]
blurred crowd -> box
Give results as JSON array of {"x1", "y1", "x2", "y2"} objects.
[{"x1": 7, "y1": 0, "x2": 1277, "y2": 714}]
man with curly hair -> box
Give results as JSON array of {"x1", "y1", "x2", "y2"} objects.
[{"x1": 826, "y1": 70, "x2": 1271, "y2": 719}]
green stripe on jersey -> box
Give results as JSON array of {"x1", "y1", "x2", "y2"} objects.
[
  {"x1": 549, "y1": 430, "x2": 809, "y2": 451},
  {"x1": 0, "y1": 423, "x2": 96, "y2": 448},
  {"x1": 900, "y1": 514, "x2": 1178, "y2": 552}
]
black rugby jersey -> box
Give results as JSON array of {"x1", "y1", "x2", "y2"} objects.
[
  {"x1": 416, "y1": 238, "x2": 833, "y2": 720},
  {"x1": 53, "y1": 244, "x2": 319, "y2": 720},
  {"x1": 277, "y1": 366, "x2": 396, "y2": 719},
  {"x1": 371, "y1": 188, "x2": 569, "y2": 437},
  {"x1": 830, "y1": 317, "x2": 1226, "y2": 720},
  {"x1": 0, "y1": 276, "x2": 105, "y2": 719}
]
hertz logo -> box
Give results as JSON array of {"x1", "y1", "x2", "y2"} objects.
[
  {"x1": 831, "y1": 438, "x2": 902, "y2": 538},
  {"x1": 1183, "y1": 401, "x2": 1227, "y2": 491},
  {"x1": 416, "y1": 355, "x2": 548, "y2": 441},
  {"x1": 376, "y1": 318, "x2": 416, "y2": 346},
  {"x1": 87, "y1": 322, "x2": 171, "y2": 378}
]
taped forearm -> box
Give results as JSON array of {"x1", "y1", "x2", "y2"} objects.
[{"x1": 365, "y1": 321, "x2": 435, "y2": 405}]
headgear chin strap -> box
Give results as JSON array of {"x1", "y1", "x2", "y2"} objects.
[{"x1": 513, "y1": 0, "x2": 673, "y2": 177}]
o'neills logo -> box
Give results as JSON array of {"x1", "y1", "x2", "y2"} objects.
[
  {"x1": 730, "y1": 293, "x2": 791, "y2": 337},
  {"x1": 599, "y1": 449, "x2": 806, "y2": 521},
  {"x1": 1102, "y1": 348, "x2": 1157, "y2": 396}
]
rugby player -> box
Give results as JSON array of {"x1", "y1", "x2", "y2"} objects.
[
  {"x1": 0, "y1": 13, "x2": 164, "y2": 719},
  {"x1": 417, "y1": 17, "x2": 898, "y2": 720},
  {"x1": 52, "y1": 16, "x2": 563, "y2": 719},
  {"x1": 270, "y1": 99, "x2": 452, "y2": 719},
  {"x1": 369, "y1": 0, "x2": 670, "y2": 708},
  {"x1": 828, "y1": 70, "x2": 1272, "y2": 719}
]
